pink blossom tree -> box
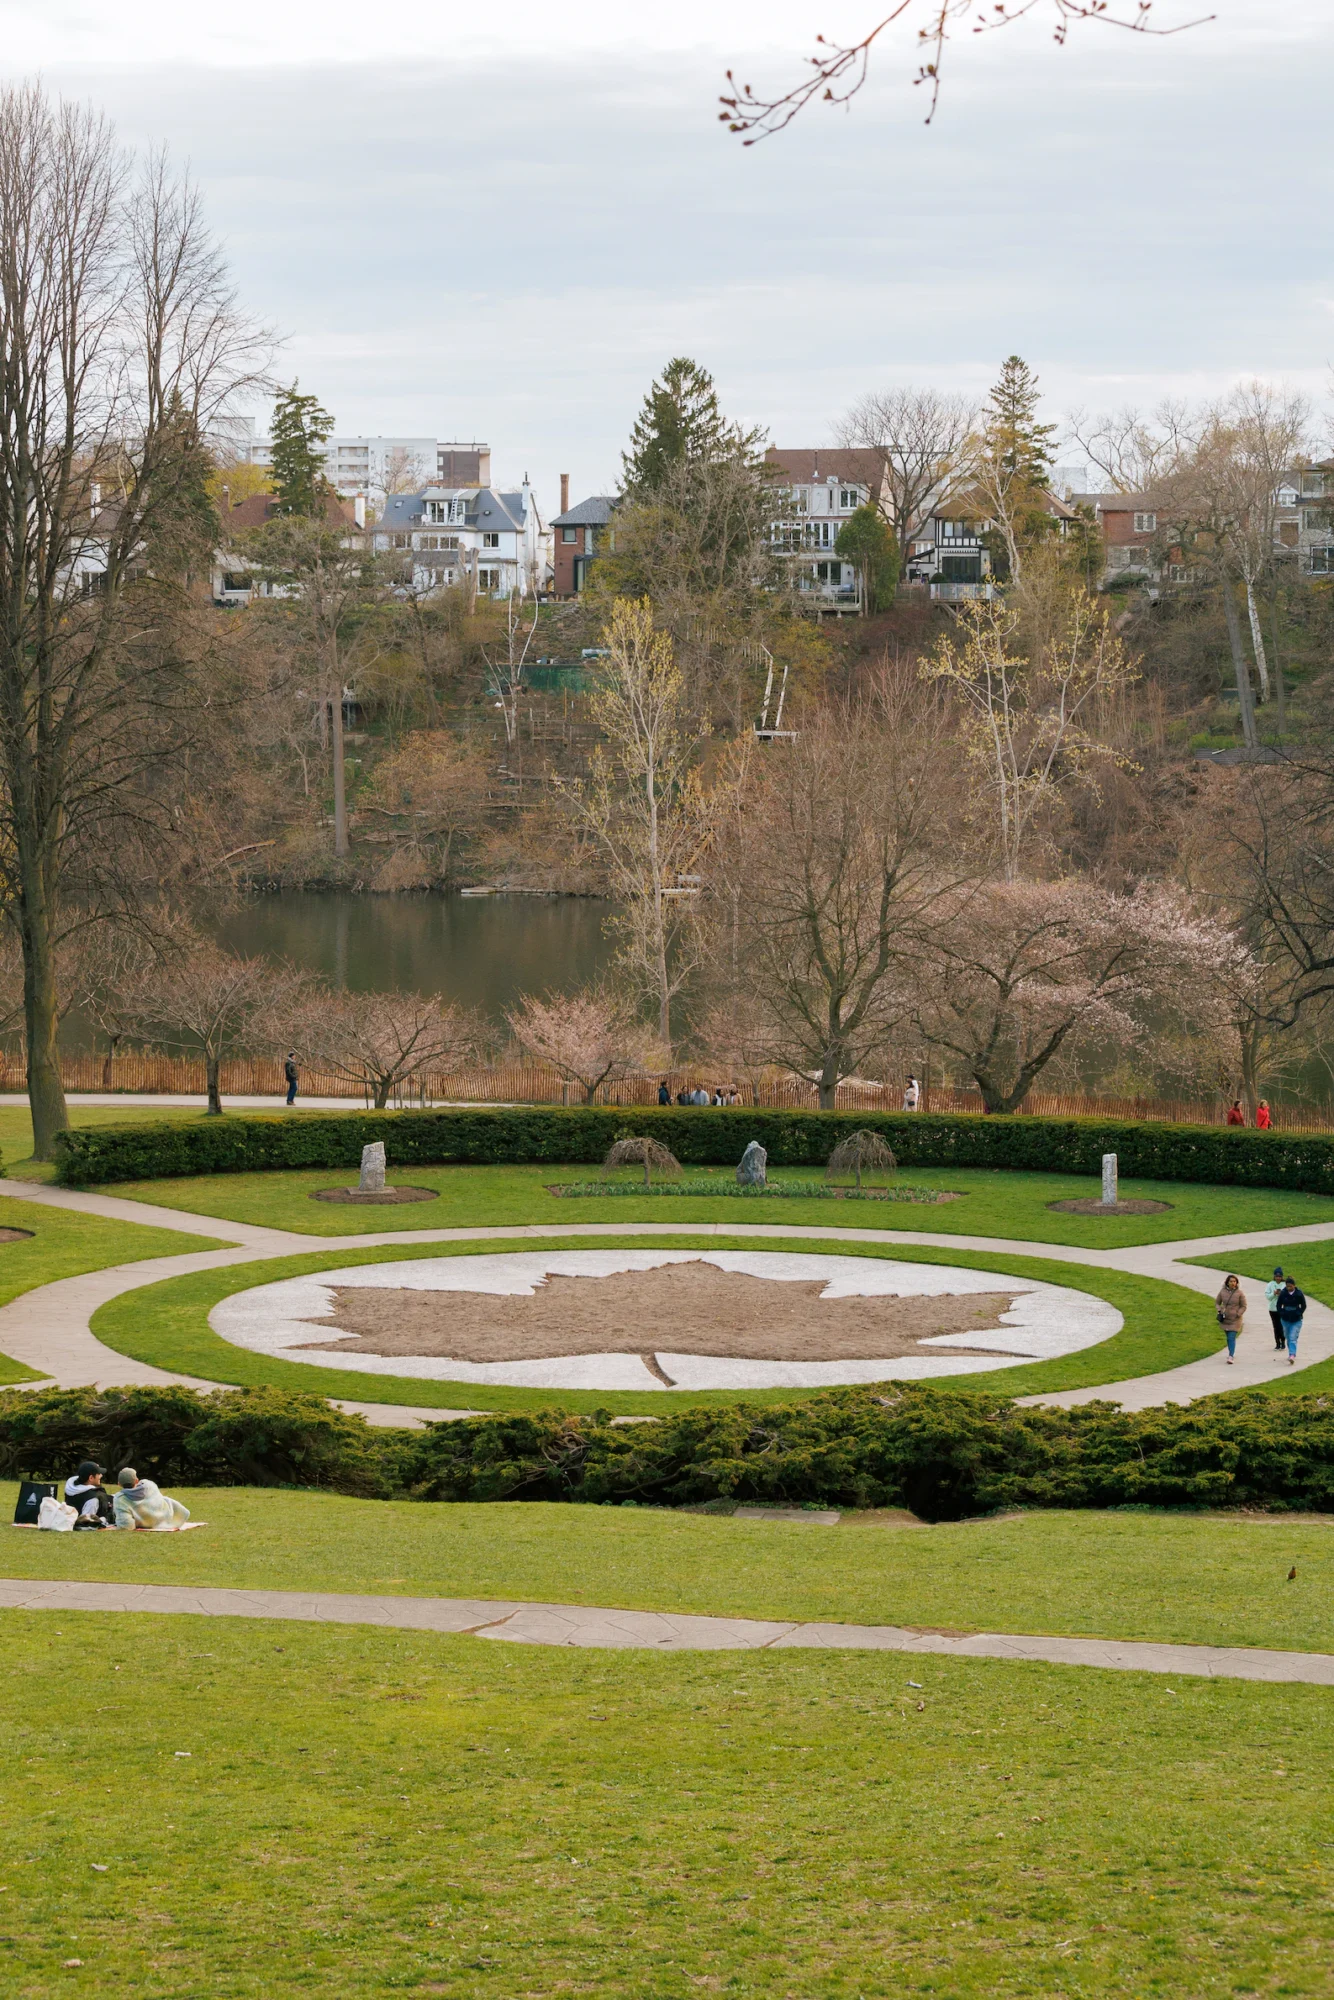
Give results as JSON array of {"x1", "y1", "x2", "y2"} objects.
[{"x1": 506, "y1": 988, "x2": 657, "y2": 1104}]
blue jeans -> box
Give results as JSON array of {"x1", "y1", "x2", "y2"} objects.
[
  {"x1": 1225, "y1": 1326, "x2": 1238, "y2": 1357},
  {"x1": 1283, "y1": 1318, "x2": 1302, "y2": 1356},
  {"x1": 286, "y1": 1081, "x2": 297, "y2": 1106}
]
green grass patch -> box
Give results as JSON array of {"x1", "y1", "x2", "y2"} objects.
[
  {"x1": 0, "y1": 1193, "x2": 228, "y2": 1385},
  {"x1": 4, "y1": 1488, "x2": 1332, "y2": 1653},
  {"x1": 102, "y1": 1158, "x2": 1334, "y2": 1246},
  {"x1": 2, "y1": 1613, "x2": 1331, "y2": 1997},
  {"x1": 88, "y1": 1232, "x2": 1217, "y2": 1413},
  {"x1": 0, "y1": 1101, "x2": 218, "y2": 1183}
]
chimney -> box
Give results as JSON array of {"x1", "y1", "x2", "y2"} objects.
[
  {"x1": 560, "y1": 472, "x2": 570, "y2": 515},
  {"x1": 354, "y1": 494, "x2": 366, "y2": 529}
]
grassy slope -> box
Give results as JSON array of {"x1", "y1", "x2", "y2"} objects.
[
  {"x1": 4, "y1": 1489, "x2": 1332, "y2": 1654},
  {"x1": 1188, "y1": 1238, "x2": 1334, "y2": 1396},
  {"x1": 102, "y1": 1158, "x2": 1334, "y2": 1247},
  {"x1": 3, "y1": 1614, "x2": 1330, "y2": 1998},
  {"x1": 87, "y1": 1233, "x2": 1215, "y2": 1413},
  {"x1": 0, "y1": 1193, "x2": 227, "y2": 1386}
]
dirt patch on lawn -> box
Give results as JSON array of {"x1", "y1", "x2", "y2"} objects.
[
  {"x1": 311, "y1": 1187, "x2": 439, "y2": 1205},
  {"x1": 0, "y1": 1227, "x2": 33, "y2": 1242},
  {"x1": 289, "y1": 1262, "x2": 1030, "y2": 1362},
  {"x1": 1047, "y1": 1198, "x2": 1173, "y2": 1216}
]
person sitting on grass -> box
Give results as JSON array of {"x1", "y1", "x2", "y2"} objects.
[
  {"x1": 64, "y1": 1461, "x2": 114, "y2": 1530},
  {"x1": 113, "y1": 1468, "x2": 192, "y2": 1532}
]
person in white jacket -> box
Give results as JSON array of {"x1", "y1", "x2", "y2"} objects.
[
  {"x1": 113, "y1": 1468, "x2": 191, "y2": 1531},
  {"x1": 1264, "y1": 1267, "x2": 1287, "y2": 1351},
  {"x1": 902, "y1": 1076, "x2": 920, "y2": 1112}
]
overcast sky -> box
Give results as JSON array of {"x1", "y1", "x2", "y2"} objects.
[{"x1": 3, "y1": 1, "x2": 1330, "y2": 511}]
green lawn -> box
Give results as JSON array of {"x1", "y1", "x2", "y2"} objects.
[
  {"x1": 101, "y1": 1159, "x2": 1334, "y2": 1248},
  {"x1": 4, "y1": 1488, "x2": 1332, "y2": 1654},
  {"x1": 0, "y1": 1193, "x2": 228, "y2": 1385},
  {"x1": 87, "y1": 1233, "x2": 1217, "y2": 1413},
  {"x1": 0, "y1": 1102, "x2": 210, "y2": 1182},
  {"x1": 2, "y1": 1613, "x2": 1330, "y2": 1997},
  {"x1": 1188, "y1": 1238, "x2": 1334, "y2": 1397}
]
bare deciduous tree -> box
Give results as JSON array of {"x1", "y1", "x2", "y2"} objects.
[
  {"x1": 711, "y1": 666, "x2": 967, "y2": 1108},
  {"x1": 120, "y1": 936, "x2": 303, "y2": 1115},
  {"x1": 836, "y1": 386, "x2": 976, "y2": 552},
  {"x1": 720, "y1": 2, "x2": 1208, "y2": 141},
  {"x1": 293, "y1": 989, "x2": 483, "y2": 1109},
  {"x1": 357, "y1": 730, "x2": 492, "y2": 887},
  {"x1": 0, "y1": 84, "x2": 268, "y2": 1154},
  {"x1": 506, "y1": 987, "x2": 658, "y2": 1104}
]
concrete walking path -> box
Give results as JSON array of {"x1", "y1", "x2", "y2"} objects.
[
  {"x1": 2, "y1": 1182, "x2": 1332, "y2": 1418},
  {"x1": 2, "y1": 1575, "x2": 1331, "y2": 1684}
]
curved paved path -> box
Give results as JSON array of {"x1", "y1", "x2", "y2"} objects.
[
  {"x1": 3, "y1": 1180, "x2": 1333, "y2": 1420},
  {"x1": 1, "y1": 1576, "x2": 1330, "y2": 1684}
]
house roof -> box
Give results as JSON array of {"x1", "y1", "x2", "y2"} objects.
[
  {"x1": 225, "y1": 491, "x2": 354, "y2": 531},
  {"x1": 553, "y1": 494, "x2": 618, "y2": 527},
  {"x1": 376, "y1": 486, "x2": 535, "y2": 533},
  {"x1": 765, "y1": 447, "x2": 883, "y2": 489}
]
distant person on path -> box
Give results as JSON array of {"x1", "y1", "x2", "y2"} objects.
[
  {"x1": 284, "y1": 1051, "x2": 299, "y2": 1107},
  {"x1": 676, "y1": 1088, "x2": 691, "y2": 1106},
  {"x1": 1277, "y1": 1278, "x2": 1307, "y2": 1366},
  {"x1": 902, "y1": 1076, "x2": 920, "y2": 1112},
  {"x1": 1226, "y1": 1100, "x2": 1246, "y2": 1126},
  {"x1": 658, "y1": 1082, "x2": 671, "y2": 1106},
  {"x1": 1265, "y1": 1268, "x2": 1288, "y2": 1350},
  {"x1": 1215, "y1": 1274, "x2": 1247, "y2": 1363},
  {"x1": 113, "y1": 1469, "x2": 192, "y2": 1532},
  {"x1": 1256, "y1": 1100, "x2": 1272, "y2": 1129}
]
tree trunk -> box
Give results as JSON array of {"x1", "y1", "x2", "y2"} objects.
[
  {"x1": 1239, "y1": 1021, "x2": 1261, "y2": 1121},
  {"x1": 1245, "y1": 581, "x2": 1271, "y2": 703},
  {"x1": 331, "y1": 689, "x2": 349, "y2": 858},
  {"x1": 18, "y1": 857, "x2": 69, "y2": 1161},
  {"x1": 373, "y1": 1077, "x2": 392, "y2": 1109},
  {"x1": 817, "y1": 1053, "x2": 840, "y2": 1110},
  {"x1": 1221, "y1": 581, "x2": 1259, "y2": 749},
  {"x1": 975, "y1": 1070, "x2": 1025, "y2": 1115},
  {"x1": 205, "y1": 1052, "x2": 223, "y2": 1116},
  {"x1": 101, "y1": 1033, "x2": 121, "y2": 1091},
  {"x1": 1271, "y1": 588, "x2": 1286, "y2": 735}
]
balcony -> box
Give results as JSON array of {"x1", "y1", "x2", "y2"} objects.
[{"x1": 930, "y1": 579, "x2": 994, "y2": 603}]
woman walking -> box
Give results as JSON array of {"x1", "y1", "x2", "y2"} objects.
[
  {"x1": 1277, "y1": 1277, "x2": 1307, "y2": 1367},
  {"x1": 1215, "y1": 1274, "x2": 1247, "y2": 1363},
  {"x1": 1265, "y1": 1267, "x2": 1287, "y2": 1350}
]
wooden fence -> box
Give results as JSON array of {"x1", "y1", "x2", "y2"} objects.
[{"x1": 1, "y1": 1050, "x2": 1332, "y2": 1130}]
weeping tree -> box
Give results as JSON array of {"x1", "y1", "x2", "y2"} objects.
[
  {"x1": 826, "y1": 1130, "x2": 897, "y2": 1189},
  {"x1": 604, "y1": 1135, "x2": 682, "y2": 1188}
]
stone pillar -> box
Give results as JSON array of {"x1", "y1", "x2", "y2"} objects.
[
  {"x1": 1101, "y1": 1153, "x2": 1118, "y2": 1208},
  {"x1": 359, "y1": 1142, "x2": 386, "y2": 1193}
]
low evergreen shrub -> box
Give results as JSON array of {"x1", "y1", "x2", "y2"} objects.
[
  {"x1": 5, "y1": 1381, "x2": 1333, "y2": 1520},
  {"x1": 51, "y1": 1104, "x2": 1334, "y2": 1194}
]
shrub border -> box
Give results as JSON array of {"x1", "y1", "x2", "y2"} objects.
[
  {"x1": 87, "y1": 1230, "x2": 1216, "y2": 1416},
  {"x1": 53, "y1": 1105, "x2": 1334, "y2": 1197}
]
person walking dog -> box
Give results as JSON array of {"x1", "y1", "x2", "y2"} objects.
[
  {"x1": 1265, "y1": 1267, "x2": 1287, "y2": 1350},
  {"x1": 1215, "y1": 1274, "x2": 1247, "y2": 1363},
  {"x1": 284, "y1": 1051, "x2": 299, "y2": 1107},
  {"x1": 1276, "y1": 1277, "x2": 1307, "y2": 1366}
]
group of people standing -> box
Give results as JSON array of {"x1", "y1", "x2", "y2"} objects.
[
  {"x1": 1226, "y1": 1099, "x2": 1273, "y2": 1128},
  {"x1": 660, "y1": 1084, "x2": 742, "y2": 1106},
  {"x1": 1213, "y1": 1268, "x2": 1307, "y2": 1367}
]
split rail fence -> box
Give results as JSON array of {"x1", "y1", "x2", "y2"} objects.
[{"x1": 0, "y1": 1051, "x2": 1331, "y2": 1131}]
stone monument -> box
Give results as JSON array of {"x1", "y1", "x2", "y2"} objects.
[
  {"x1": 359, "y1": 1142, "x2": 387, "y2": 1194},
  {"x1": 1101, "y1": 1152, "x2": 1118, "y2": 1208},
  {"x1": 737, "y1": 1140, "x2": 768, "y2": 1188}
]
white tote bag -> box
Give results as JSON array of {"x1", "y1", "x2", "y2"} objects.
[{"x1": 37, "y1": 1496, "x2": 77, "y2": 1532}]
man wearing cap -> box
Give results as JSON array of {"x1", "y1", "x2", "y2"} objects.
[{"x1": 64, "y1": 1462, "x2": 114, "y2": 1530}]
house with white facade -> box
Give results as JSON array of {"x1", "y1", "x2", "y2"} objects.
[
  {"x1": 763, "y1": 448, "x2": 883, "y2": 612},
  {"x1": 371, "y1": 483, "x2": 551, "y2": 598}
]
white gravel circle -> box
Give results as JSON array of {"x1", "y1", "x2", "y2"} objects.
[{"x1": 208, "y1": 1249, "x2": 1122, "y2": 1390}]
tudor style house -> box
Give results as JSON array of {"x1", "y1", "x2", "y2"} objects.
[{"x1": 371, "y1": 481, "x2": 551, "y2": 598}]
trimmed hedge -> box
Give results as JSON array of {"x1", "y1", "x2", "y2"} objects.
[
  {"x1": 51, "y1": 1104, "x2": 1334, "y2": 1194},
  {"x1": 4, "y1": 1382, "x2": 1334, "y2": 1519}
]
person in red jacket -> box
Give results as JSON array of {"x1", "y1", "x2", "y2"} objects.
[
  {"x1": 1256, "y1": 1100, "x2": 1273, "y2": 1129},
  {"x1": 1226, "y1": 1100, "x2": 1246, "y2": 1126}
]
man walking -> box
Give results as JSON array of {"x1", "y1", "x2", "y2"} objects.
[
  {"x1": 284, "y1": 1051, "x2": 299, "y2": 1107},
  {"x1": 1265, "y1": 1267, "x2": 1287, "y2": 1351}
]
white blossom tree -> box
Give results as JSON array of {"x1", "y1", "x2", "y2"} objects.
[{"x1": 506, "y1": 988, "x2": 658, "y2": 1104}]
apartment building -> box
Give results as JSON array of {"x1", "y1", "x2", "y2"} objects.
[{"x1": 239, "y1": 421, "x2": 491, "y2": 510}]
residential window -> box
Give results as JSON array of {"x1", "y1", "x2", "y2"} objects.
[
  {"x1": 1302, "y1": 473, "x2": 1326, "y2": 497},
  {"x1": 1303, "y1": 510, "x2": 1334, "y2": 533},
  {"x1": 1309, "y1": 547, "x2": 1334, "y2": 575},
  {"x1": 1133, "y1": 511, "x2": 1156, "y2": 533},
  {"x1": 940, "y1": 520, "x2": 973, "y2": 541},
  {"x1": 839, "y1": 489, "x2": 858, "y2": 510},
  {"x1": 561, "y1": 526, "x2": 576, "y2": 543},
  {"x1": 940, "y1": 554, "x2": 981, "y2": 583},
  {"x1": 478, "y1": 567, "x2": 502, "y2": 590},
  {"x1": 482, "y1": 532, "x2": 500, "y2": 548}
]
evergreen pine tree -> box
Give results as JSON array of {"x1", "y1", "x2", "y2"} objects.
[
  {"x1": 269, "y1": 383, "x2": 334, "y2": 516},
  {"x1": 622, "y1": 357, "x2": 759, "y2": 494},
  {"x1": 983, "y1": 355, "x2": 1057, "y2": 489}
]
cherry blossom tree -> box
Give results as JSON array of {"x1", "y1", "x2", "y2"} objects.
[{"x1": 506, "y1": 988, "x2": 658, "y2": 1104}]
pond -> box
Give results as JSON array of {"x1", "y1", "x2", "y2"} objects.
[{"x1": 209, "y1": 890, "x2": 616, "y2": 1021}]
